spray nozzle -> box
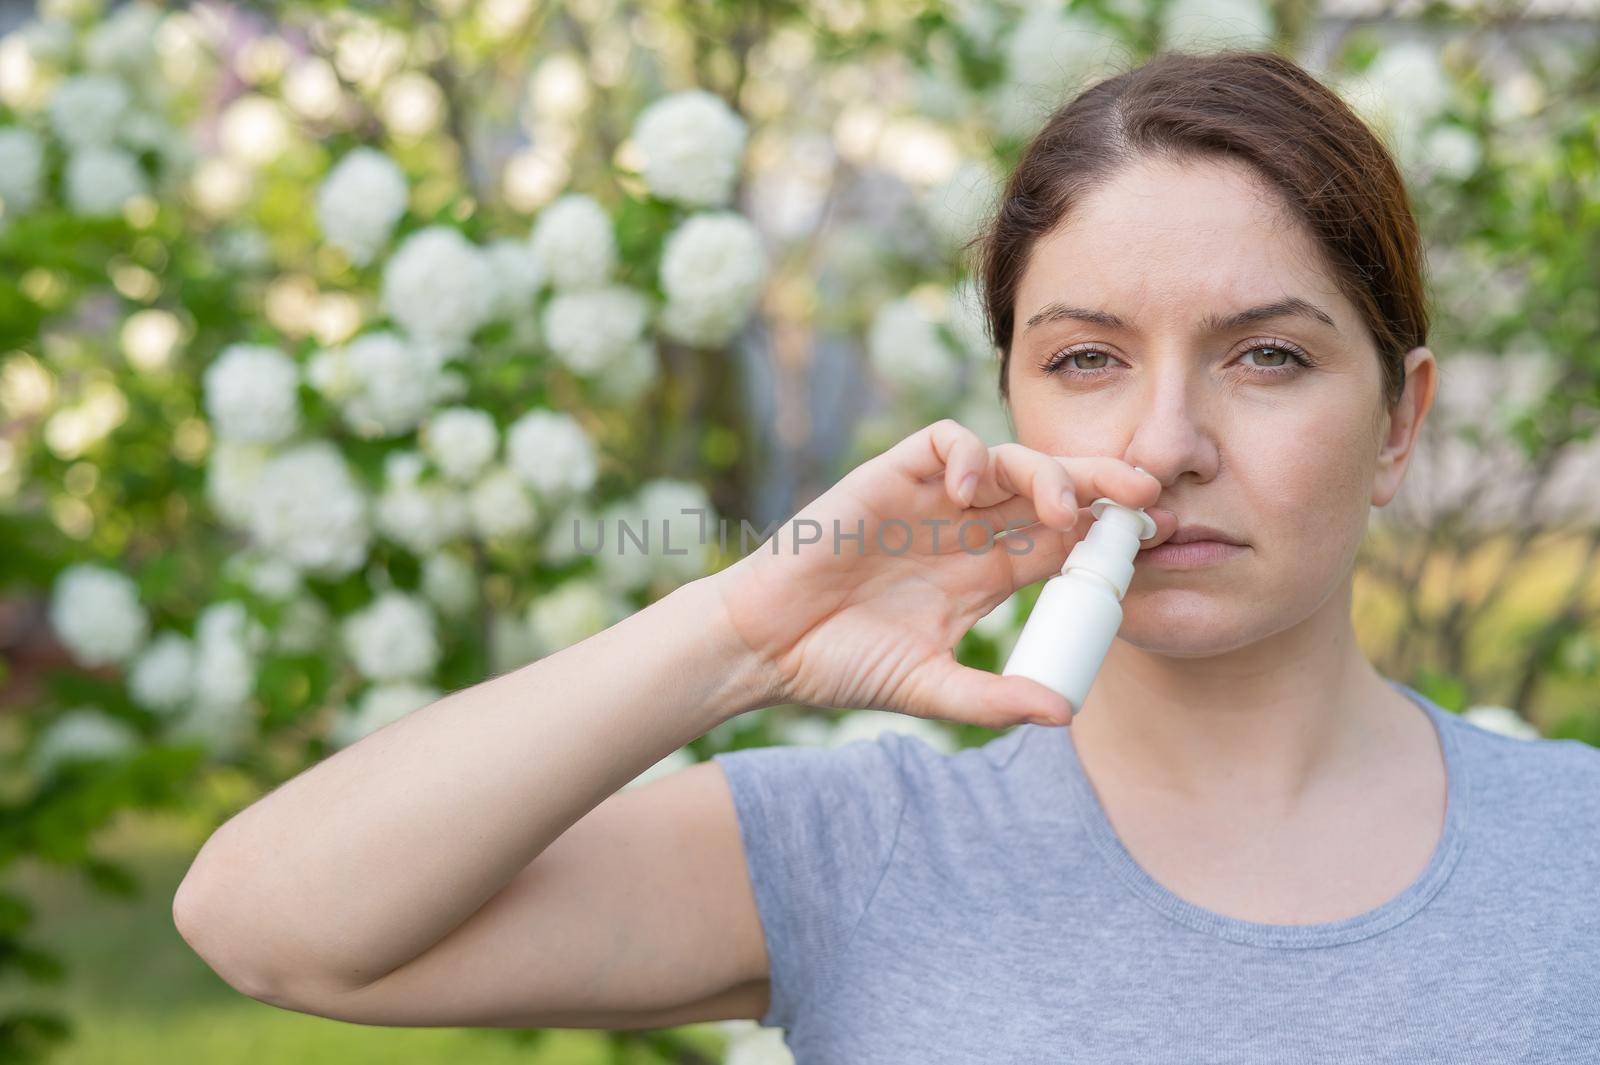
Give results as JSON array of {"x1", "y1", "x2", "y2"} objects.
[{"x1": 1060, "y1": 496, "x2": 1158, "y2": 598}]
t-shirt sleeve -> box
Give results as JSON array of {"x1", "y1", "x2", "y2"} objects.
[{"x1": 711, "y1": 732, "x2": 910, "y2": 1032}]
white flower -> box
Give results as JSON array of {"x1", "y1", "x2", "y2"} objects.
[
  {"x1": 970, "y1": 591, "x2": 1021, "y2": 643},
  {"x1": 528, "y1": 193, "x2": 615, "y2": 290},
  {"x1": 588, "y1": 480, "x2": 714, "y2": 592},
  {"x1": 128, "y1": 632, "x2": 195, "y2": 713},
  {"x1": 21, "y1": 19, "x2": 76, "y2": 66},
  {"x1": 118, "y1": 110, "x2": 183, "y2": 163},
  {"x1": 376, "y1": 472, "x2": 468, "y2": 555},
  {"x1": 1420, "y1": 125, "x2": 1480, "y2": 182},
  {"x1": 1464, "y1": 704, "x2": 1540, "y2": 741},
  {"x1": 506, "y1": 410, "x2": 598, "y2": 498},
  {"x1": 922, "y1": 160, "x2": 1001, "y2": 252},
  {"x1": 636, "y1": 478, "x2": 715, "y2": 583},
  {"x1": 206, "y1": 441, "x2": 270, "y2": 529},
  {"x1": 330, "y1": 682, "x2": 441, "y2": 747},
  {"x1": 656, "y1": 213, "x2": 767, "y2": 347},
  {"x1": 39, "y1": 0, "x2": 103, "y2": 23},
  {"x1": 83, "y1": 1, "x2": 161, "y2": 76},
  {"x1": 274, "y1": 596, "x2": 332, "y2": 656},
  {"x1": 168, "y1": 640, "x2": 255, "y2": 756},
  {"x1": 1001, "y1": 6, "x2": 1115, "y2": 109},
  {"x1": 624, "y1": 747, "x2": 696, "y2": 790},
  {"x1": 215, "y1": 227, "x2": 273, "y2": 272},
  {"x1": 484, "y1": 237, "x2": 546, "y2": 320},
  {"x1": 305, "y1": 345, "x2": 356, "y2": 400},
  {"x1": 1489, "y1": 71, "x2": 1544, "y2": 126},
  {"x1": 540, "y1": 500, "x2": 602, "y2": 565},
  {"x1": 50, "y1": 563, "x2": 148, "y2": 667},
  {"x1": 1161, "y1": 0, "x2": 1274, "y2": 51},
  {"x1": 526, "y1": 579, "x2": 625, "y2": 653},
  {"x1": 343, "y1": 591, "x2": 440, "y2": 682},
  {"x1": 316, "y1": 147, "x2": 408, "y2": 265},
  {"x1": 248, "y1": 442, "x2": 371, "y2": 578},
  {"x1": 423, "y1": 407, "x2": 498, "y2": 484},
  {"x1": 228, "y1": 552, "x2": 303, "y2": 600},
  {"x1": 467, "y1": 466, "x2": 538, "y2": 539},
  {"x1": 1345, "y1": 42, "x2": 1452, "y2": 159},
  {"x1": 0, "y1": 127, "x2": 47, "y2": 214},
  {"x1": 868, "y1": 298, "x2": 961, "y2": 396},
  {"x1": 946, "y1": 278, "x2": 993, "y2": 363},
  {"x1": 191, "y1": 601, "x2": 260, "y2": 712},
  {"x1": 593, "y1": 495, "x2": 655, "y2": 593},
  {"x1": 829, "y1": 708, "x2": 957, "y2": 754},
  {"x1": 421, "y1": 552, "x2": 476, "y2": 616},
  {"x1": 204, "y1": 343, "x2": 300, "y2": 444},
  {"x1": 542, "y1": 285, "x2": 652, "y2": 374},
  {"x1": 774, "y1": 714, "x2": 835, "y2": 748},
  {"x1": 719, "y1": 1020, "x2": 795, "y2": 1065},
  {"x1": 64, "y1": 146, "x2": 146, "y2": 216},
  {"x1": 488, "y1": 610, "x2": 538, "y2": 674},
  {"x1": 630, "y1": 89, "x2": 749, "y2": 208},
  {"x1": 591, "y1": 339, "x2": 660, "y2": 405},
  {"x1": 32, "y1": 708, "x2": 140, "y2": 774},
  {"x1": 164, "y1": 699, "x2": 252, "y2": 758},
  {"x1": 954, "y1": 388, "x2": 1013, "y2": 446},
  {"x1": 315, "y1": 331, "x2": 457, "y2": 439},
  {"x1": 949, "y1": 0, "x2": 1003, "y2": 47},
  {"x1": 380, "y1": 226, "x2": 496, "y2": 355},
  {"x1": 385, "y1": 448, "x2": 425, "y2": 486},
  {"x1": 49, "y1": 74, "x2": 129, "y2": 149}
]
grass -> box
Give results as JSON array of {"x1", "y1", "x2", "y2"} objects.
[{"x1": 11, "y1": 804, "x2": 728, "y2": 1064}]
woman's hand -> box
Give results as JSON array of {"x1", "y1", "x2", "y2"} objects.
[{"x1": 709, "y1": 419, "x2": 1174, "y2": 729}]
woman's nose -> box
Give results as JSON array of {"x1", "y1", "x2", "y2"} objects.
[{"x1": 1119, "y1": 378, "x2": 1218, "y2": 486}]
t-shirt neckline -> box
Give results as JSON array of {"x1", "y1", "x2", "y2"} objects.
[{"x1": 1050, "y1": 677, "x2": 1470, "y2": 949}]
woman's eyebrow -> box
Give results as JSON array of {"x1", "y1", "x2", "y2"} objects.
[{"x1": 1022, "y1": 296, "x2": 1338, "y2": 336}]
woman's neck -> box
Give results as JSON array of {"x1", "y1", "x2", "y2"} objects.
[{"x1": 1068, "y1": 579, "x2": 1423, "y2": 809}]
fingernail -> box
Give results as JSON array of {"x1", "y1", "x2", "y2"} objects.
[
  {"x1": 958, "y1": 472, "x2": 978, "y2": 503},
  {"x1": 1059, "y1": 489, "x2": 1076, "y2": 513}
]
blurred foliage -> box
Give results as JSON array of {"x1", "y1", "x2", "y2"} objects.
[{"x1": 0, "y1": 0, "x2": 1597, "y2": 1062}]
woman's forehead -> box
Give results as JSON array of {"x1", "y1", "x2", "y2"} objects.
[{"x1": 1014, "y1": 156, "x2": 1353, "y2": 334}]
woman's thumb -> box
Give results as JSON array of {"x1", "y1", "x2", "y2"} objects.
[{"x1": 910, "y1": 655, "x2": 1074, "y2": 730}]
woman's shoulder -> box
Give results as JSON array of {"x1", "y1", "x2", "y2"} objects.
[
  {"x1": 1438, "y1": 705, "x2": 1600, "y2": 844},
  {"x1": 1442, "y1": 703, "x2": 1600, "y2": 785}
]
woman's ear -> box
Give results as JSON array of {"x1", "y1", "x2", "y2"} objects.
[{"x1": 1372, "y1": 346, "x2": 1437, "y2": 508}]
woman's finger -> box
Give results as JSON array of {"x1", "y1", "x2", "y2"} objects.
[
  {"x1": 878, "y1": 419, "x2": 990, "y2": 505},
  {"x1": 903, "y1": 654, "x2": 1074, "y2": 729},
  {"x1": 1049, "y1": 455, "x2": 1163, "y2": 512},
  {"x1": 974, "y1": 443, "x2": 1082, "y2": 530},
  {"x1": 998, "y1": 502, "x2": 1180, "y2": 590}
]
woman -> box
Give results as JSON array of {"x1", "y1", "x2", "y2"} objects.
[{"x1": 174, "y1": 49, "x2": 1600, "y2": 1059}]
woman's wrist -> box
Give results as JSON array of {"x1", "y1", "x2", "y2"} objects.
[{"x1": 674, "y1": 564, "x2": 789, "y2": 724}]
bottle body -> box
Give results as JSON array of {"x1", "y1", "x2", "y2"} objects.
[
  {"x1": 999, "y1": 496, "x2": 1156, "y2": 713},
  {"x1": 1001, "y1": 569, "x2": 1124, "y2": 712}
]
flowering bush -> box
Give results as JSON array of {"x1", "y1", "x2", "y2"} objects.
[{"x1": 2, "y1": 1, "x2": 1597, "y2": 1062}]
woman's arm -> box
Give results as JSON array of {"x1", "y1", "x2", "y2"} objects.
[
  {"x1": 172, "y1": 570, "x2": 783, "y2": 1026},
  {"x1": 172, "y1": 419, "x2": 1170, "y2": 1029}
]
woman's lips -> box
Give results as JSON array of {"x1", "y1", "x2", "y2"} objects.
[{"x1": 1139, "y1": 538, "x2": 1248, "y2": 568}]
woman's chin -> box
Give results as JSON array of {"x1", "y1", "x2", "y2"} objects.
[{"x1": 1118, "y1": 595, "x2": 1261, "y2": 656}]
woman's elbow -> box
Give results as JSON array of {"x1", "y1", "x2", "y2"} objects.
[{"x1": 171, "y1": 835, "x2": 319, "y2": 1011}]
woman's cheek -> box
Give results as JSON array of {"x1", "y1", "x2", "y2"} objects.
[{"x1": 1242, "y1": 403, "x2": 1376, "y2": 570}]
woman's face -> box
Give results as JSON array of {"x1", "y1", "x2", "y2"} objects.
[{"x1": 1005, "y1": 153, "x2": 1434, "y2": 654}]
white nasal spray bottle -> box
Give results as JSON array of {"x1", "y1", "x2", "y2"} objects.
[{"x1": 1001, "y1": 495, "x2": 1157, "y2": 714}]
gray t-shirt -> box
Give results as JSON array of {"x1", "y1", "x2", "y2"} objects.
[{"x1": 711, "y1": 680, "x2": 1600, "y2": 1062}]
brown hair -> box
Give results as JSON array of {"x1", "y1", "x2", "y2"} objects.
[{"x1": 968, "y1": 49, "x2": 1428, "y2": 409}]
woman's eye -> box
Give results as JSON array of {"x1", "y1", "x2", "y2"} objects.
[
  {"x1": 1043, "y1": 342, "x2": 1311, "y2": 379},
  {"x1": 1240, "y1": 344, "x2": 1314, "y2": 374},
  {"x1": 1246, "y1": 346, "x2": 1292, "y2": 368}
]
